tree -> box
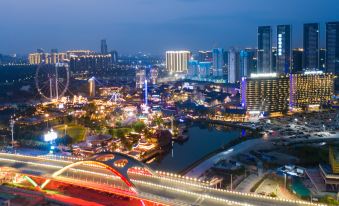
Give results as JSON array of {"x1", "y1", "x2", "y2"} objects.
[{"x1": 133, "y1": 121, "x2": 146, "y2": 133}]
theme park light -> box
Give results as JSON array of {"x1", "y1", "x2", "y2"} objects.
[{"x1": 44, "y1": 130, "x2": 57, "y2": 142}]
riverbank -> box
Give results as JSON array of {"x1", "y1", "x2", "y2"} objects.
[{"x1": 184, "y1": 138, "x2": 273, "y2": 178}]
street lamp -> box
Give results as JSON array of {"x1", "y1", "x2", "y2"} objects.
[{"x1": 45, "y1": 114, "x2": 50, "y2": 129}]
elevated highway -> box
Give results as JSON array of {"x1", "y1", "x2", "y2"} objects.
[{"x1": 0, "y1": 152, "x2": 323, "y2": 206}]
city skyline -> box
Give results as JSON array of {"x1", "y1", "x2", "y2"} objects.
[{"x1": 0, "y1": 0, "x2": 339, "y2": 55}]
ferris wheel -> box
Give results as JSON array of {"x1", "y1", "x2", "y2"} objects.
[{"x1": 35, "y1": 62, "x2": 70, "y2": 101}]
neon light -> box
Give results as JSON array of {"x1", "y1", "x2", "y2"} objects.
[{"x1": 24, "y1": 175, "x2": 39, "y2": 188}]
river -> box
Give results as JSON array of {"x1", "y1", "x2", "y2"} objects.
[{"x1": 149, "y1": 123, "x2": 249, "y2": 172}]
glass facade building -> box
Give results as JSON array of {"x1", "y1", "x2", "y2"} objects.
[
  {"x1": 277, "y1": 25, "x2": 292, "y2": 74},
  {"x1": 212, "y1": 48, "x2": 225, "y2": 77},
  {"x1": 303, "y1": 23, "x2": 319, "y2": 70},
  {"x1": 257, "y1": 26, "x2": 272, "y2": 73},
  {"x1": 292, "y1": 48, "x2": 303, "y2": 73},
  {"x1": 326, "y1": 21, "x2": 339, "y2": 75}
]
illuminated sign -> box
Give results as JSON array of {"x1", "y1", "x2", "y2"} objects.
[
  {"x1": 304, "y1": 71, "x2": 323, "y2": 75},
  {"x1": 250, "y1": 73, "x2": 277, "y2": 78},
  {"x1": 278, "y1": 34, "x2": 283, "y2": 56}
]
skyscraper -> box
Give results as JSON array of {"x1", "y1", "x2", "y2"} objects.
[
  {"x1": 240, "y1": 49, "x2": 256, "y2": 77},
  {"x1": 277, "y1": 25, "x2": 292, "y2": 74},
  {"x1": 101, "y1": 39, "x2": 108, "y2": 54},
  {"x1": 228, "y1": 48, "x2": 240, "y2": 83},
  {"x1": 292, "y1": 48, "x2": 303, "y2": 73},
  {"x1": 88, "y1": 77, "x2": 96, "y2": 97},
  {"x1": 166, "y1": 51, "x2": 191, "y2": 73},
  {"x1": 303, "y1": 23, "x2": 319, "y2": 70},
  {"x1": 257, "y1": 26, "x2": 272, "y2": 73},
  {"x1": 212, "y1": 48, "x2": 224, "y2": 77},
  {"x1": 198, "y1": 51, "x2": 212, "y2": 62},
  {"x1": 110, "y1": 50, "x2": 119, "y2": 64},
  {"x1": 326, "y1": 21, "x2": 339, "y2": 75}
]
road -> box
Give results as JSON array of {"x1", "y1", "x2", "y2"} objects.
[
  {"x1": 185, "y1": 139, "x2": 270, "y2": 178},
  {"x1": 0, "y1": 152, "x2": 323, "y2": 206}
]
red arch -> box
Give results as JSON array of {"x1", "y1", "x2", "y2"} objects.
[{"x1": 40, "y1": 160, "x2": 137, "y2": 193}]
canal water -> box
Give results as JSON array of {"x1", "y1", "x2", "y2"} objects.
[{"x1": 149, "y1": 123, "x2": 245, "y2": 173}]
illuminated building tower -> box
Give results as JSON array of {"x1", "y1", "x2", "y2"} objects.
[
  {"x1": 277, "y1": 25, "x2": 292, "y2": 74},
  {"x1": 212, "y1": 48, "x2": 224, "y2": 77},
  {"x1": 188, "y1": 60, "x2": 199, "y2": 78},
  {"x1": 88, "y1": 77, "x2": 96, "y2": 97},
  {"x1": 198, "y1": 50, "x2": 213, "y2": 62},
  {"x1": 326, "y1": 22, "x2": 339, "y2": 75},
  {"x1": 101, "y1": 39, "x2": 108, "y2": 54},
  {"x1": 28, "y1": 52, "x2": 66, "y2": 65},
  {"x1": 198, "y1": 62, "x2": 212, "y2": 79},
  {"x1": 292, "y1": 48, "x2": 303, "y2": 73},
  {"x1": 303, "y1": 23, "x2": 319, "y2": 70},
  {"x1": 150, "y1": 67, "x2": 159, "y2": 84},
  {"x1": 290, "y1": 71, "x2": 335, "y2": 110},
  {"x1": 69, "y1": 54, "x2": 112, "y2": 72},
  {"x1": 136, "y1": 69, "x2": 146, "y2": 89},
  {"x1": 257, "y1": 26, "x2": 272, "y2": 73},
  {"x1": 228, "y1": 48, "x2": 240, "y2": 83},
  {"x1": 240, "y1": 49, "x2": 256, "y2": 78},
  {"x1": 165, "y1": 51, "x2": 191, "y2": 73},
  {"x1": 241, "y1": 73, "x2": 289, "y2": 114},
  {"x1": 110, "y1": 50, "x2": 119, "y2": 64},
  {"x1": 28, "y1": 53, "x2": 42, "y2": 64},
  {"x1": 319, "y1": 48, "x2": 326, "y2": 70}
]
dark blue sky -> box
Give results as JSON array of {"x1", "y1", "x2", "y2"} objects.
[{"x1": 0, "y1": 0, "x2": 338, "y2": 55}]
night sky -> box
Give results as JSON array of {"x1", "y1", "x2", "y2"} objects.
[{"x1": 0, "y1": 0, "x2": 338, "y2": 55}]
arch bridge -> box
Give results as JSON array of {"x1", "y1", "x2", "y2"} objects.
[{"x1": 40, "y1": 152, "x2": 156, "y2": 193}]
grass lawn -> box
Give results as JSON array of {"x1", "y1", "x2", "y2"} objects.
[{"x1": 53, "y1": 124, "x2": 86, "y2": 143}]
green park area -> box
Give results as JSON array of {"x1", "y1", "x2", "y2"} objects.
[{"x1": 53, "y1": 124, "x2": 86, "y2": 143}]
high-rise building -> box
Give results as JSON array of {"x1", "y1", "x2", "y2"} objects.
[
  {"x1": 88, "y1": 77, "x2": 96, "y2": 97},
  {"x1": 136, "y1": 69, "x2": 146, "y2": 89},
  {"x1": 241, "y1": 73, "x2": 289, "y2": 114},
  {"x1": 212, "y1": 48, "x2": 224, "y2": 77},
  {"x1": 166, "y1": 51, "x2": 191, "y2": 73},
  {"x1": 240, "y1": 49, "x2": 256, "y2": 77},
  {"x1": 110, "y1": 50, "x2": 119, "y2": 64},
  {"x1": 28, "y1": 52, "x2": 66, "y2": 65},
  {"x1": 188, "y1": 60, "x2": 199, "y2": 77},
  {"x1": 257, "y1": 26, "x2": 272, "y2": 73},
  {"x1": 303, "y1": 23, "x2": 319, "y2": 70},
  {"x1": 292, "y1": 48, "x2": 303, "y2": 73},
  {"x1": 198, "y1": 51, "x2": 213, "y2": 62},
  {"x1": 277, "y1": 25, "x2": 292, "y2": 74},
  {"x1": 319, "y1": 48, "x2": 326, "y2": 70},
  {"x1": 228, "y1": 48, "x2": 240, "y2": 83},
  {"x1": 290, "y1": 71, "x2": 335, "y2": 110},
  {"x1": 101, "y1": 39, "x2": 108, "y2": 54},
  {"x1": 70, "y1": 54, "x2": 112, "y2": 72},
  {"x1": 198, "y1": 62, "x2": 212, "y2": 79},
  {"x1": 326, "y1": 21, "x2": 339, "y2": 75}
]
